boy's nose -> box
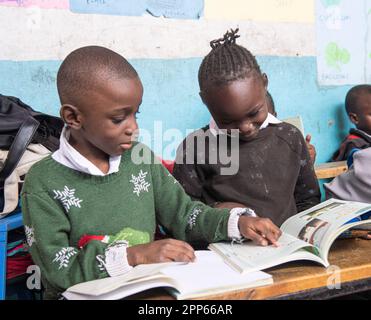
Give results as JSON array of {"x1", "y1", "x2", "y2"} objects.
[{"x1": 125, "y1": 119, "x2": 138, "y2": 136}]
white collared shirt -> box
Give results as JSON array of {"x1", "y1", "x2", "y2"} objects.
[
  {"x1": 209, "y1": 112, "x2": 282, "y2": 136},
  {"x1": 52, "y1": 127, "x2": 121, "y2": 176}
]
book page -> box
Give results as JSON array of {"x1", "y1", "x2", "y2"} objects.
[
  {"x1": 63, "y1": 251, "x2": 272, "y2": 300},
  {"x1": 209, "y1": 233, "x2": 317, "y2": 274},
  {"x1": 63, "y1": 276, "x2": 177, "y2": 300},
  {"x1": 65, "y1": 261, "x2": 184, "y2": 296},
  {"x1": 281, "y1": 199, "x2": 371, "y2": 255},
  {"x1": 161, "y1": 251, "x2": 272, "y2": 299}
]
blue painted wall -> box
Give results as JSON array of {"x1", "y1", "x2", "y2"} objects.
[{"x1": 0, "y1": 56, "x2": 353, "y2": 162}]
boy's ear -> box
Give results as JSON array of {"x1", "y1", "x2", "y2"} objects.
[
  {"x1": 60, "y1": 104, "x2": 83, "y2": 129},
  {"x1": 348, "y1": 112, "x2": 359, "y2": 125},
  {"x1": 199, "y1": 91, "x2": 207, "y2": 105}
]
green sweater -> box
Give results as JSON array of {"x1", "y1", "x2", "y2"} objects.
[{"x1": 21, "y1": 143, "x2": 230, "y2": 299}]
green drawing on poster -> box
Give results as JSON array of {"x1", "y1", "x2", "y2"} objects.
[
  {"x1": 321, "y1": 0, "x2": 342, "y2": 7},
  {"x1": 325, "y1": 42, "x2": 351, "y2": 71}
]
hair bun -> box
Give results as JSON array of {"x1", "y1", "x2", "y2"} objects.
[{"x1": 210, "y1": 28, "x2": 240, "y2": 49}]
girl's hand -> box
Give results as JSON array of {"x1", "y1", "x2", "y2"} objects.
[
  {"x1": 126, "y1": 239, "x2": 196, "y2": 266},
  {"x1": 238, "y1": 216, "x2": 282, "y2": 246},
  {"x1": 306, "y1": 134, "x2": 317, "y2": 164}
]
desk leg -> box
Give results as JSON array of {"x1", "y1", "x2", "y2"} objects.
[{"x1": 0, "y1": 231, "x2": 7, "y2": 300}]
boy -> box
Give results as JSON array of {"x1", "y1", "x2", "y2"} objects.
[
  {"x1": 173, "y1": 29, "x2": 321, "y2": 227},
  {"x1": 325, "y1": 85, "x2": 371, "y2": 202},
  {"x1": 21, "y1": 46, "x2": 281, "y2": 299},
  {"x1": 332, "y1": 85, "x2": 371, "y2": 165}
]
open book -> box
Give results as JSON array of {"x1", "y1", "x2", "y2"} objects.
[
  {"x1": 282, "y1": 115, "x2": 305, "y2": 137},
  {"x1": 209, "y1": 199, "x2": 371, "y2": 274},
  {"x1": 62, "y1": 250, "x2": 273, "y2": 300}
]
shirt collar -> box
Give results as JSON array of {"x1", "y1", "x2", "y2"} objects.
[
  {"x1": 209, "y1": 113, "x2": 281, "y2": 136},
  {"x1": 52, "y1": 127, "x2": 121, "y2": 176}
]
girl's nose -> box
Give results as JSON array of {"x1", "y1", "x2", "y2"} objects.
[{"x1": 239, "y1": 121, "x2": 255, "y2": 135}]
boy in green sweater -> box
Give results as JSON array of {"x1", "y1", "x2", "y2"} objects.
[{"x1": 21, "y1": 46, "x2": 281, "y2": 299}]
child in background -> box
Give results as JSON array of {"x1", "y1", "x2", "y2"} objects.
[
  {"x1": 266, "y1": 91, "x2": 317, "y2": 164},
  {"x1": 173, "y1": 29, "x2": 321, "y2": 227},
  {"x1": 21, "y1": 46, "x2": 281, "y2": 299},
  {"x1": 325, "y1": 85, "x2": 371, "y2": 203},
  {"x1": 332, "y1": 85, "x2": 371, "y2": 166}
]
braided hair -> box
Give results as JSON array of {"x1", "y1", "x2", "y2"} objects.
[{"x1": 198, "y1": 28, "x2": 263, "y2": 91}]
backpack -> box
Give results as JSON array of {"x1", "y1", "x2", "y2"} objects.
[{"x1": 0, "y1": 94, "x2": 64, "y2": 215}]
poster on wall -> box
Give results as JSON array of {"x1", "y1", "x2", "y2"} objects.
[
  {"x1": 69, "y1": 0, "x2": 204, "y2": 19},
  {"x1": 316, "y1": 0, "x2": 369, "y2": 86},
  {"x1": 0, "y1": 0, "x2": 69, "y2": 9}
]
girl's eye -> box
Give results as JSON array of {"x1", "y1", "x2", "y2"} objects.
[
  {"x1": 249, "y1": 109, "x2": 260, "y2": 117},
  {"x1": 135, "y1": 110, "x2": 141, "y2": 119},
  {"x1": 221, "y1": 120, "x2": 234, "y2": 125}
]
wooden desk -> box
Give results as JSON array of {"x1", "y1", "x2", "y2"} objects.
[
  {"x1": 314, "y1": 161, "x2": 348, "y2": 180},
  {"x1": 130, "y1": 239, "x2": 371, "y2": 300}
]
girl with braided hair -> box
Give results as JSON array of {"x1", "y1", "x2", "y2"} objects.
[{"x1": 173, "y1": 29, "x2": 321, "y2": 229}]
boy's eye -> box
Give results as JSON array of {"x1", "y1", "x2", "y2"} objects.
[
  {"x1": 135, "y1": 110, "x2": 141, "y2": 119},
  {"x1": 112, "y1": 118, "x2": 125, "y2": 124}
]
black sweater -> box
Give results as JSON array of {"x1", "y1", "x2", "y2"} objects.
[{"x1": 173, "y1": 122, "x2": 321, "y2": 227}]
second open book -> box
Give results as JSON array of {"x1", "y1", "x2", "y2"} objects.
[{"x1": 209, "y1": 199, "x2": 371, "y2": 274}]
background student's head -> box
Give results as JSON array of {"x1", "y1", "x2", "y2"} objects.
[
  {"x1": 198, "y1": 28, "x2": 269, "y2": 142},
  {"x1": 57, "y1": 46, "x2": 143, "y2": 158},
  {"x1": 345, "y1": 84, "x2": 371, "y2": 135}
]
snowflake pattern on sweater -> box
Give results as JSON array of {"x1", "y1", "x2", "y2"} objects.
[
  {"x1": 53, "y1": 186, "x2": 83, "y2": 213},
  {"x1": 188, "y1": 207, "x2": 202, "y2": 230},
  {"x1": 130, "y1": 170, "x2": 151, "y2": 196},
  {"x1": 52, "y1": 247, "x2": 78, "y2": 270},
  {"x1": 24, "y1": 225, "x2": 36, "y2": 247}
]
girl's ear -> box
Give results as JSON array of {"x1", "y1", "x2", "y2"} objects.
[
  {"x1": 349, "y1": 112, "x2": 359, "y2": 125},
  {"x1": 60, "y1": 104, "x2": 83, "y2": 130},
  {"x1": 262, "y1": 73, "x2": 269, "y2": 88}
]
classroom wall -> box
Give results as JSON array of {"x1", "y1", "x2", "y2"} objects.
[{"x1": 0, "y1": 1, "x2": 360, "y2": 162}]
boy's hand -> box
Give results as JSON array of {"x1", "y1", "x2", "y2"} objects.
[
  {"x1": 126, "y1": 239, "x2": 195, "y2": 266},
  {"x1": 305, "y1": 134, "x2": 317, "y2": 164},
  {"x1": 238, "y1": 216, "x2": 282, "y2": 246}
]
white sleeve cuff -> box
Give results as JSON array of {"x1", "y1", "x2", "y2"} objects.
[
  {"x1": 227, "y1": 207, "x2": 257, "y2": 240},
  {"x1": 98, "y1": 241, "x2": 133, "y2": 277}
]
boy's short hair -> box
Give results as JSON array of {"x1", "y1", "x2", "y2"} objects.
[
  {"x1": 57, "y1": 46, "x2": 138, "y2": 105},
  {"x1": 345, "y1": 84, "x2": 371, "y2": 115}
]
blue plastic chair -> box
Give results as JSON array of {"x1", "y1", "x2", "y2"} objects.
[{"x1": 0, "y1": 212, "x2": 23, "y2": 300}]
